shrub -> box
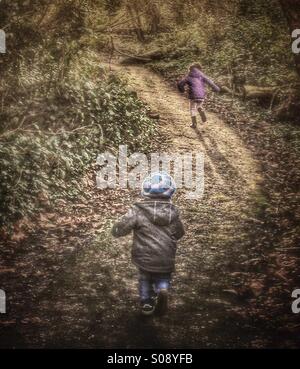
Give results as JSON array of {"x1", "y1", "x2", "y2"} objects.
[{"x1": 0, "y1": 53, "x2": 156, "y2": 229}]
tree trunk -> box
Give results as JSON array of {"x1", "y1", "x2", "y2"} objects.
[
  {"x1": 279, "y1": 0, "x2": 300, "y2": 78},
  {"x1": 148, "y1": 1, "x2": 160, "y2": 34},
  {"x1": 172, "y1": 0, "x2": 184, "y2": 24},
  {"x1": 242, "y1": 85, "x2": 276, "y2": 101},
  {"x1": 126, "y1": 3, "x2": 145, "y2": 42},
  {"x1": 119, "y1": 49, "x2": 165, "y2": 65}
]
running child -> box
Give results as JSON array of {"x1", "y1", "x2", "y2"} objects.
[
  {"x1": 111, "y1": 172, "x2": 185, "y2": 316},
  {"x1": 177, "y1": 63, "x2": 220, "y2": 128}
]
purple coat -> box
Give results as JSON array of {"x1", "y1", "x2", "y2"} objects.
[{"x1": 177, "y1": 67, "x2": 220, "y2": 100}]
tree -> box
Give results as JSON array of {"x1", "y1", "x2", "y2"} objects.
[
  {"x1": 146, "y1": 0, "x2": 161, "y2": 34},
  {"x1": 126, "y1": 0, "x2": 145, "y2": 42}
]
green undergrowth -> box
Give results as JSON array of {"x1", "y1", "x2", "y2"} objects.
[
  {"x1": 0, "y1": 51, "x2": 157, "y2": 229},
  {"x1": 145, "y1": 2, "x2": 295, "y2": 86}
]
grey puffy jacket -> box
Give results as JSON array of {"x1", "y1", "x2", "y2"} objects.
[{"x1": 112, "y1": 199, "x2": 185, "y2": 273}]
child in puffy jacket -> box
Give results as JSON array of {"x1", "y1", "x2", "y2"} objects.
[
  {"x1": 112, "y1": 172, "x2": 185, "y2": 316},
  {"x1": 177, "y1": 63, "x2": 220, "y2": 129}
]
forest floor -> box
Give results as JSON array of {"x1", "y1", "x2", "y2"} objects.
[{"x1": 0, "y1": 60, "x2": 299, "y2": 348}]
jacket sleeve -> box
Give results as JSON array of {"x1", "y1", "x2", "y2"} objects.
[
  {"x1": 202, "y1": 74, "x2": 220, "y2": 92},
  {"x1": 177, "y1": 77, "x2": 188, "y2": 93},
  {"x1": 111, "y1": 206, "x2": 138, "y2": 238},
  {"x1": 171, "y1": 214, "x2": 185, "y2": 240}
]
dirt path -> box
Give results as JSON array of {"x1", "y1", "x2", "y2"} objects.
[
  {"x1": 101, "y1": 64, "x2": 266, "y2": 348},
  {"x1": 2, "y1": 63, "x2": 280, "y2": 349}
]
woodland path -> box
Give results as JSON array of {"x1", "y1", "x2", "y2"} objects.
[{"x1": 2, "y1": 62, "x2": 280, "y2": 349}]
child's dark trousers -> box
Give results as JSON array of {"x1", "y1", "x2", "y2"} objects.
[{"x1": 138, "y1": 269, "x2": 171, "y2": 302}]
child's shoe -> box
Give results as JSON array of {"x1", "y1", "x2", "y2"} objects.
[
  {"x1": 155, "y1": 289, "x2": 168, "y2": 315},
  {"x1": 141, "y1": 299, "x2": 155, "y2": 316},
  {"x1": 190, "y1": 116, "x2": 197, "y2": 128}
]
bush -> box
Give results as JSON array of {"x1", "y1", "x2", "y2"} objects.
[{"x1": 0, "y1": 53, "x2": 156, "y2": 229}]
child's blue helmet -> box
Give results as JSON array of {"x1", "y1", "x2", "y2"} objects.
[{"x1": 141, "y1": 171, "x2": 176, "y2": 198}]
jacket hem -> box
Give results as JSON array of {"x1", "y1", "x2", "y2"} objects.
[{"x1": 132, "y1": 260, "x2": 174, "y2": 274}]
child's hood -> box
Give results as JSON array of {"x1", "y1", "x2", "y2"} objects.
[
  {"x1": 134, "y1": 200, "x2": 178, "y2": 226},
  {"x1": 189, "y1": 67, "x2": 203, "y2": 79}
]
